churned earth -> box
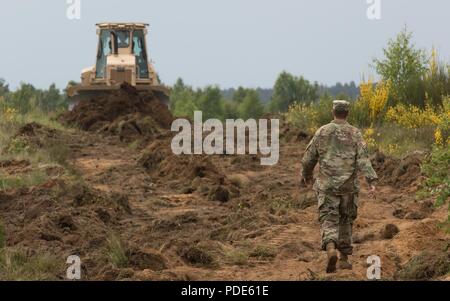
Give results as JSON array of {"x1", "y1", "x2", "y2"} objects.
[{"x1": 0, "y1": 86, "x2": 448, "y2": 280}]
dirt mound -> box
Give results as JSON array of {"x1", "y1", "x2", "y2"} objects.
[
  {"x1": 138, "y1": 140, "x2": 222, "y2": 181},
  {"x1": 371, "y1": 151, "x2": 424, "y2": 188},
  {"x1": 280, "y1": 122, "x2": 311, "y2": 143},
  {"x1": 18, "y1": 122, "x2": 54, "y2": 136},
  {"x1": 61, "y1": 83, "x2": 173, "y2": 140},
  {"x1": 4, "y1": 122, "x2": 61, "y2": 153},
  {"x1": 0, "y1": 180, "x2": 132, "y2": 279},
  {"x1": 392, "y1": 199, "x2": 434, "y2": 220},
  {"x1": 395, "y1": 251, "x2": 450, "y2": 280},
  {"x1": 138, "y1": 139, "x2": 239, "y2": 199}
]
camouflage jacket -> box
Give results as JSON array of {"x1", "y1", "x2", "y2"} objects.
[{"x1": 301, "y1": 120, "x2": 378, "y2": 194}]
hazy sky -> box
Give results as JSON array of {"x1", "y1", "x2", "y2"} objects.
[{"x1": 0, "y1": 0, "x2": 449, "y2": 90}]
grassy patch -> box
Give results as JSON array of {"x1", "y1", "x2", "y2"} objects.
[
  {"x1": 395, "y1": 251, "x2": 450, "y2": 280},
  {"x1": 0, "y1": 169, "x2": 48, "y2": 190},
  {"x1": 15, "y1": 110, "x2": 69, "y2": 132},
  {"x1": 0, "y1": 249, "x2": 63, "y2": 280},
  {"x1": 106, "y1": 233, "x2": 129, "y2": 268},
  {"x1": 267, "y1": 194, "x2": 299, "y2": 215},
  {"x1": 224, "y1": 249, "x2": 249, "y2": 266},
  {"x1": 373, "y1": 124, "x2": 435, "y2": 156},
  {"x1": 0, "y1": 124, "x2": 19, "y2": 154},
  {"x1": 0, "y1": 111, "x2": 77, "y2": 191}
]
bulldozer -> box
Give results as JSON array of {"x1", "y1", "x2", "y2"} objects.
[{"x1": 67, "y1": 22, "x2": 170, "y2": 109}]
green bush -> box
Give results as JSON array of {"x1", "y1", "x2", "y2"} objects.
[
  {"x1": 170, "y1": 78, "x2": 265, "y2": 120},
  {"x1": 348, "y1": 99, "x2": 371, "y2": 128},
  {"x1": 269, "y1": 71, "x2": 319, "y2": 112},
  {"x1": 421, "y1": 146, "x2": 450, "y2": 209},
  {"x1": 0, "y1": 81, "x2": 67, "y2": 114}
]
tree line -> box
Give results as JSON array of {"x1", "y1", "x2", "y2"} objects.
[
  {"x1": 1, "y1": 27, "x2": 448, "y2": 120},
  {"x1": 170, "y1": 27, "x2": 449, "y2": 120},
  {"x1": 0, "y1": 80, "x2": 67, "y2": 114}
]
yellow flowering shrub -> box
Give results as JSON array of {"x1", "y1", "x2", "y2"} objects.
[
  {"x1": 1, "y1": 107, "x2": 18, "y2": 123},
  {"x1": 383, "y1": 143, "x2": 400, "y2": 156},
  {"x1": 385, "y1": 96, "x2": 449, "y2": 146},
  {"x1": 362, "y1": 128, "x2": 377, "y2": 150},
  {"x1": 434, "y1": 128, "x2": 444, "y2": 146},
  {"x1": 436, "y1": 96, "x2": 450, "y2": 146},
  {"x1": 358, "y1": 79, "x2": 391, "y2": 126},
  {"x1": 385, "y1": 104, "x2": 441, "y2": 128}
]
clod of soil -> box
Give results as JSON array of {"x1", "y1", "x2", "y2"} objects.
[
  {"x1": 57, "y1": 215, "x2": 78, "y2": 231},
  {"x1": 393, "y1": 208, "x2": 407, "y2": 219},
  {"x1": 380, "y1": 224, "x2": 400, "y2": 239},
  {"x1": 353, "y1": 232, "x2": 376, "y2": 244},
  {"x1": 127, "y1": 247, "x2": 168, "y2": 271},
  {"x1": 396, "y1": 251, "x2": 450, "y2": 280},
  {"x1": 180, "y1": 246, "x2": 215, "y2": 267},
  {"x1": 209, "y1": 185, "x2": 230, "y2": 203},
  {"x1": 404, "y1": 211, "x2": 426, "y2": 220}
]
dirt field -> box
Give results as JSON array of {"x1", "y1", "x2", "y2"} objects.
[{"x1": 1, "y1": 87, "x2": 449, "y2": 280}]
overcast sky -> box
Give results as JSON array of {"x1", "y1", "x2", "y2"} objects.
[{"x1": 0, "y1": 0, "x2": 449, "y2": 90}]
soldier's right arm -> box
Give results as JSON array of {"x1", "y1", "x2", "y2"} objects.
[
  {"x1": 301, "y1": 133, "x2": 319, "y2": 181},
  {"x1": 355, "y1": 130, "x2": 378, "y2": 184}
]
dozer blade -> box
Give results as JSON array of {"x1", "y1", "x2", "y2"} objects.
[
  {"x1": 68, "y1": 90, "x2": 107, "y2": 111},
  {"x1": 67, "y1": 84, "x2": 170, "y2": 111}
]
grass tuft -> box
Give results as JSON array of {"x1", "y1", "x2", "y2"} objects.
[{"x1": 106, "y1": 233, "x2": 129, "y2": 268}]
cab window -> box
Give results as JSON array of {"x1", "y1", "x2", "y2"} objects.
[
  {"x1": 95, "y1": 29, "x2": 111, "y2": 78},
  {"x1": 132, "y1": 30, "x2": 149, "y2": 79},
  {"x1": 116, "y1": 30, "x2": 130, "y2": 48}
]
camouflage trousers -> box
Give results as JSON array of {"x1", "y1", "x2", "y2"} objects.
[{"x1": 317, "y1": 192, "x2": 358, "y2": 255}]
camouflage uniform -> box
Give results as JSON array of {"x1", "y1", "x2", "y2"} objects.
[{"x1": 301, "y1": 101, "x2": 378, "y2": 255}]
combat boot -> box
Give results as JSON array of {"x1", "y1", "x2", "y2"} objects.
[
  {"x1": 338, "y1": 254, "x2": 353, "y2": 270},
  {"x1": 325, "y1": 242, "x2": 338, "y2": 273}
]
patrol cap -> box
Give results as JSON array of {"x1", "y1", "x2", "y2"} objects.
[{"x1": 332, "y1": 100, "x2": 350, "y2": 111}]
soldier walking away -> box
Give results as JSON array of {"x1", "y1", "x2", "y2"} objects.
[{"x1": 300, "y1": 100, "x2": 378, "y2": 273}]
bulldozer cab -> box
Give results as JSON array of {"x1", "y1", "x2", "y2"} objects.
[
  {"x1": 95, "y1": 24, "x2": 149, "y2": 80},
  {"x1": 67, "y1": 22, "x2": 170, "y2": 110}
]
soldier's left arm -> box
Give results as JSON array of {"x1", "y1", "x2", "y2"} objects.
[{"x1": 355, "y1": 130, "x2": 378, "y2": 184}]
